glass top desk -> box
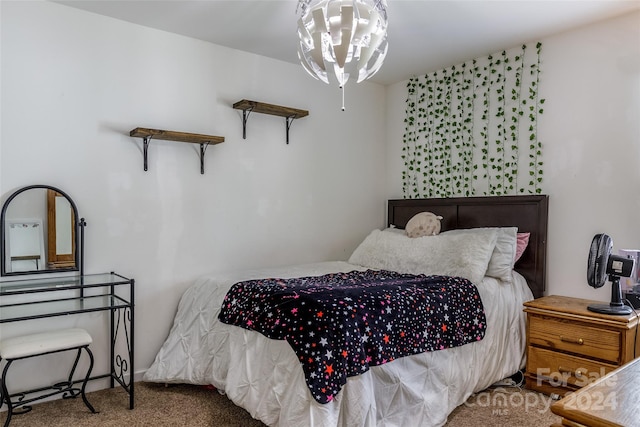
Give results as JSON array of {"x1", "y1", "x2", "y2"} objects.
[{"x1": 0, "y1": 272, "x2": 135, "y2": 409}]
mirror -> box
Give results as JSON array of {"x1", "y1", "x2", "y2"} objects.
[{"x1": 1, "y1": 185, "x2": 83, "y2": 276}]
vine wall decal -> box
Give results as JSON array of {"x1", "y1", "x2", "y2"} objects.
[{"x1": 402, "y1": 42, "x2": 545, "y2": 198}]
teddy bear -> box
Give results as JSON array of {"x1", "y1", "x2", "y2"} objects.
[{"x1": 405, "y1": 211, "x2": 443, "y2": 238}]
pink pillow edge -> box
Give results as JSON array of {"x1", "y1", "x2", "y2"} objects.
[{"x1": 515, "y1": 232, "x2": 530, "y2": 263}]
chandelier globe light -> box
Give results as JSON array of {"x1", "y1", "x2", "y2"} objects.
[{"x1": 297, "y1": 0, "x2": 389, "y2": 89}]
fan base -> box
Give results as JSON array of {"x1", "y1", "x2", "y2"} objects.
[{"x1": 587, "y1": 303, "x2": 633, "y2": 315}]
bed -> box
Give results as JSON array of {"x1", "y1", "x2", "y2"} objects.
[{"x1": 144, "y1": 195, "x2": 549, "y2": 427}]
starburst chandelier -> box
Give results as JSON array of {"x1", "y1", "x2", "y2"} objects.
[{"x1": 297, "y1": 0, "x2": 389, "y2": 109}]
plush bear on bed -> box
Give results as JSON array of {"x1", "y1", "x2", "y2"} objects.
[{"x1": 405, "y1": 212, "x2": 443, "y2": 238}]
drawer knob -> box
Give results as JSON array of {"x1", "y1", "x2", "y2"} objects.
[
  {"x1": 558, "y1": 366, "x2": 585, "y2": 378},
  {"x1": 560, "y1": 336, "x2": 584, "y2": 345}
]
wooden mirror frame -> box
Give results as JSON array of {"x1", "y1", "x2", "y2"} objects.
[
  {"x1": 1, "y1": 184, "x2": 84, "y2": 277},
  {"x1": 46, "y1": 189, "x2": 76, "y2": 269}
]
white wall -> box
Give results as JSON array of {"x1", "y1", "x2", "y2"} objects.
[
  {"x1": 0, "y1": 1, "x2": 386, "y2": 392},
  {"x1": 386, "y1": 10, "x2": 640, "y2": 300}
]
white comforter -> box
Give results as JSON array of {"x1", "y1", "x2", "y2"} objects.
[{"x1": 144, "y1": 261, "x2": 533, "y2": 427}]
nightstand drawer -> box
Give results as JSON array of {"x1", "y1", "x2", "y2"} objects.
[
  {"x1": 527, "y1": 346, "x2": 617, "y2": 388},
  {"x1": 528, "y1": 315, "x2": 621, "y2": 363}
]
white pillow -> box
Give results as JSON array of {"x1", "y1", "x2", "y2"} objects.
[
  {"x1": 442, "y1": 227, "x2": 517, "y2": 282},
  {"x1": 348, "y1": 228, "x2": 498, "y2": 284}
]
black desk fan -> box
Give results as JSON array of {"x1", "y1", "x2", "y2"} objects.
[{"x1": 587, "y1": 233, "x2": 634, "y2": 315}]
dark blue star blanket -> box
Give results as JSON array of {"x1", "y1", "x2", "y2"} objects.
[{"x1": 218, "y1": 269, "x2": 486, "y2": 404}]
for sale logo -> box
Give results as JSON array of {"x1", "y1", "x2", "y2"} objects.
[
  {"x1": 464, "y1": 367, "x2": 618, "y2": 417},
  {"x1": 536, "y1": 367, "x2": 616, "y2": 388}
]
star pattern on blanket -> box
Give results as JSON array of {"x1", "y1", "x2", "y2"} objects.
[{"x1": 218, "y1": 270, "x2": 486, "y2": 404}]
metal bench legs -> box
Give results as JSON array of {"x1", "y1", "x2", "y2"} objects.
[{"x1": 0, "y1": 345, "x2": 97, "y2": 427}]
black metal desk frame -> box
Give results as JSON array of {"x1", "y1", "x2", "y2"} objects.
[{"x1": 0, "y1": 272, "x2": 135, "y2": 410}]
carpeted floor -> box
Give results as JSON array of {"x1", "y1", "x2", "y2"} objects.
[{"x1": 0, "y1": 382, "x2": 561, "y2": 426}]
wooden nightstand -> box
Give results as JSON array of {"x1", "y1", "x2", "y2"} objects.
[{"x1": 523, "y1": 295, "x2": 640, "y2": 398}]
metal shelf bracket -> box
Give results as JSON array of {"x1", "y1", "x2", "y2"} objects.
[
  {"x1": 241, "y1": 107, "x2": 254, "y2": 139},
  {"x1": 142, "y1": 136, "x2": 152, "y2": 172},
  {"x1": 199, "y1": 143, "x2": 209, "y2": 174},
  {"x1": 285, "y1": 115, "x2": 297, "y2": 145}
]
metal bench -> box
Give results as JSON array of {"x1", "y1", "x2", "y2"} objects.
[{"x1": 0, "y1": 328, "x2": 97, "y2": 426}]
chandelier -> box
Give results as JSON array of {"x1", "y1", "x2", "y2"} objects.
[{"x1": 297, "y1": 0, "x2": 389, "y2": 108}]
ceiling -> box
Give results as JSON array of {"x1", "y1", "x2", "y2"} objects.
[{"x1": 55, "y1": 0, "x2": 640, "y2": 86}]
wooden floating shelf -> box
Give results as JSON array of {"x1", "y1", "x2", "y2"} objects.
[
  {"x1": 129, "y1": 127, "x2": 225, "y2": 174},
  {"x1": 232, "y1": 100, "x2": 309, "y2": 119},
  {"x1": 129, "y1": 128, "x2": 224, "y2": 145},
  {"x1": 232, "y1": 99, "x2": 309, "y2": 144}
]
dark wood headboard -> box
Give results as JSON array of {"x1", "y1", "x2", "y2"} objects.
[{"x1": 387, "y1": 195, "x2": 549, "y2": 298}]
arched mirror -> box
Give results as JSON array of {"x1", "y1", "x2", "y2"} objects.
[{"x1": 1, "y1": 185, "x2": 84, "y2": 276}]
